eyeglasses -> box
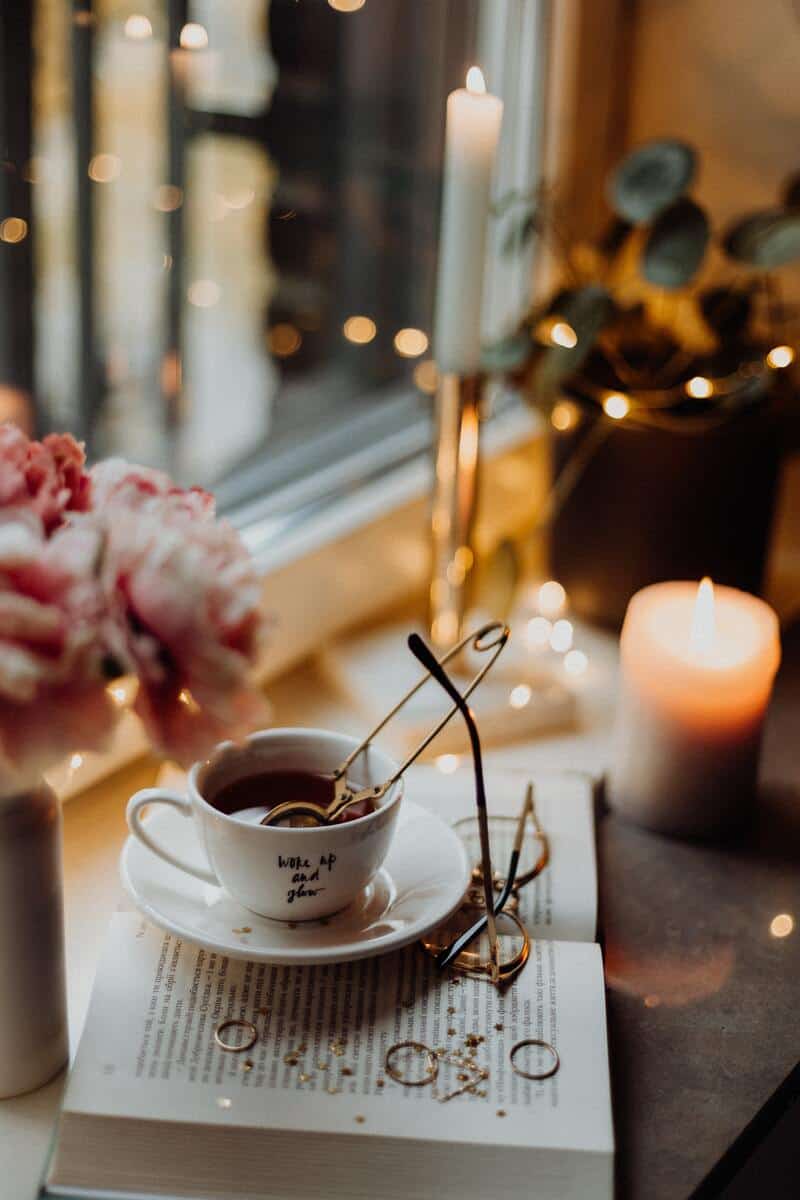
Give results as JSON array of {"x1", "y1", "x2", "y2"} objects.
[
  {"x1": 455, "y1": 792, "x2": 550, "y2": 914},
  {"x1": 420, "y1": 784, "x2": 548, "y2": 986},
  {"x1": 407, "y1": 632, "x2": 502, "y2": 983},
  {"x1": 407, "y1": 634, "x2": 550, "y2": 988}
]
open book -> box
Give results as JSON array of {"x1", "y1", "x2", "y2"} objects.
[{"x1": 45, "y1": 768, "x2": 613, "y2": 1200}]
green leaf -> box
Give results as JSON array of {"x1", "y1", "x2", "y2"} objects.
[
  {"x1": 532, "y1": 285, "x2": 614, "y2": 399},
  {"x1": 642, "y1": 198, "x2": 709, "y2": 288},
  {"x1": 723, "y1": 209, "x2": 800, "y2": 268},
  {"x1": 608, "y1": 139, "x2": 696, "y2": 225}
]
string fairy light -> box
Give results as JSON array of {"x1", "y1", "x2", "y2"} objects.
[
  {"x1": 0, "y1": 217, "x2": 27, "y2": 244},
  {"x1": 343, "y1": 316, "x2": 376, "y2": 345},
  {"x1": 603, "y1": 392, "x2": 630, "y2": 419},
  {"x1": 179, "y1": 22, "x2": 208, "y2": 49},
  {"x1": 413, "y1": 359, "x2": 438, "y2": 394},
  {"x1": 88, "y1": 153, "x2": 121, "y2": 183},
  {"x1": 124, "y1": 14, "x2": 152, "y2": 39},
  {"x1": 268, "y1": 324, "x2": 302, "y2": 357},
  {"x1": 551, "y1": 400, "x2": 579, "y2": 432},
  {"x1": 550, "y1": 321, "x2": 577, "y2": 349},
  {"x1": 188, "y1": 279, "x2": 220, "y2": 308},
  {"x1": 685, "y1": 375, "x2": 713, "y2": 399},
  {"x1": 766, "y1": 345, "x2": 794, "y2": 369},
  {"x1": 394, "y1": 328, "x2": 429, "y2": 358}
]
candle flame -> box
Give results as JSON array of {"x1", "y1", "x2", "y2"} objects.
[
  {"x1": 466, "y1": 66, "x2": 486, "y2": 95},
  {"x1": 689, "y1": 576, "x2": 716, "y2": 656}
]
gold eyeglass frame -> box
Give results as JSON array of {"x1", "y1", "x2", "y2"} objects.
[
  {"x1": 455, "y1": 812, "x2": 550, "y2": 911},
  {"x1": 420, "y1": 908, "x2": 530, "y2": 985},
  {"x1": 420, "y1": 787, "x2": 550, "y2": 986}
]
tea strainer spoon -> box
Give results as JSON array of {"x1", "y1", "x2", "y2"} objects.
[{"x1": 260, "y1": 620, "x2": 509, "y2": 827}]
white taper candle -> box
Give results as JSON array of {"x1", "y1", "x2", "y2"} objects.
[{"x1": 433, "y1": 67, "x2": 503, "y2": 375}]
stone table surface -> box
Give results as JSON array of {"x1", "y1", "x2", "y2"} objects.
[{"x1": 601, "y1": 623, "x2": 800, "y2": 1199}]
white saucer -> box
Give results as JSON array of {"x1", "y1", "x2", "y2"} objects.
[{"x1": 120, "y1": 799, "x2": 470, "y2": 965}]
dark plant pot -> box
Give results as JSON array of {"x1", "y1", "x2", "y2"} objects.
[{"x1": 550, "y1": 404, "x2": 783, "y2": 628}]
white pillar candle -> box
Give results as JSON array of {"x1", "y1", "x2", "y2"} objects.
[
  {"x1": 607, "y1": 579, "x2": 781, "y2": 838},
  {"x1": 433, "y1": 67, "x2": 503, "y2": 375}
]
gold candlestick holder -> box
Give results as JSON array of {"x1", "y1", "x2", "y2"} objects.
[{"x1": 429, "y1": 371, "x2": 483, "y2": 650}]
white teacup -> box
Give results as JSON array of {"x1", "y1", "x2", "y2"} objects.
[{"x1": 126, "y1": 728, "x2": 403, "y2": 921}]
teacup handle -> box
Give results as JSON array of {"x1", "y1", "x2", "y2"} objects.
[{"x1": 127, "y1": 789, "x2": 219, "y2": 886}]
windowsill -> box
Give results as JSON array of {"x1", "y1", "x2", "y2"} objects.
[{"x1": 51, "y1": 400, "x2": 550, "y2": 801}]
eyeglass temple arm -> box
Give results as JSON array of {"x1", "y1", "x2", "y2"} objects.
[
  {"x1": 436, "y1": 781, "x2": 533, "y2": 969},
  {"x1": 336, "y1": 621, "x2": 509, "y2": 784},
  {"x1": 406, "y1": 633, "x2": 500, "y2": 983},
  {"x1": 435, "y1": 854, "x2": 519, "y2": 971}
]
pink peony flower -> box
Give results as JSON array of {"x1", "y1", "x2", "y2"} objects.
[
  {"x1": 0, "y1": 431, "x2": 268, "y2": 785},
  {"x1": 0, "y1": 424, "x2": 91, "y2": 533},
  {"x1": 0, "y1": 509, "x2": 114, "y2": 790},
  {"x1": 90, "y1": 463, "x2": 267, "y2": 765},
  {"x1": 90, "y1": 458, "x2": 214, "y2": 521}
]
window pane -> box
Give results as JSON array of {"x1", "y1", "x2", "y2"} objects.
[{"x1": 2, "y1": 0, "x2": 546, "y2": 511}]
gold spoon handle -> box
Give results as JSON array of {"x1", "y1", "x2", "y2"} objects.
[
  {"x1": 260, "y1": 621, "x2": 509, "y2": 829},
  {"x1": 261, "y1": 784, "x2": 387, "y2": 828},
  {"x1": 259, "y1": 800, "x2": 330, "y2": 827},
  {"x1": 337, "y1": 621, "x2": 509, "y2": 785}
]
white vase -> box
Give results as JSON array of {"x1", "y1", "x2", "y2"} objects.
[{"x1": 0, "y1": 782, "x2": 69, "y2": 1098}]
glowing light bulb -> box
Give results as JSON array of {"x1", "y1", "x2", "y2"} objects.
[
  {"x1": 770, "y1": 914, "x2": 794, "y2": 938},
  {"x1": 88, "y1": 153, "x2": 121, "y2": 183},
  {"x1": 0, "y1": 217, "x2": 27, "y2": 244},
  {"x1": 766, "y1": 345, "x2": 794, "y2": 369},
  {"x1": 538, "y1": 580, "x2": 566, "y2": 618},
  {"x1": 466, "y1": 66, "x2": 486, "y2": 95},
  {"x1": 550, "y1": 321, "x2": 577, "y2": 349},
  {"x1": 603, "y1": 392, "x2": 630, "y2": 420},
  {"x1": 124, "y1": 14, "x2": 152, "y2": 39},
  {"x1": 153, "y1": 184, "x2": 182, "y2": 212},
  {"x1": 413, "y1": 359, "x2": 438, "y2": 394},
  {"x1": 343, "y1": 316, "x2": 376, "y2": 345},
  {"x1": 188, "y1": 279, "x2": 220, "y2": 308},
  {"x1": 509, "y1": 684, "x2": 532, "y2": 709},
  {"x1": 689, "y1": 576, "x2": 715, "y2": 657},
  {"x1": 685, "y1": 375, "x2": 713, "y2": 399},
  {"x1": 564, "y1": 649, "x2": 588, "y2": 676},
  {"x1": 549, "y1": 619, "x2": 573, "y2": 653},
  {"x1": 225, "y1": 186, "x2": 255, "y2": 211},
  {"x1": 435, "y1": 754, "x2": 460, "y2": 775},
  {"x1": 179, "y1": 22, "x2": 208, "y2": 49},
  {"x1": 268, "y1": 324, "x2": 302, "y2": 357},
  {"x1": 393, "y1": 328, "x2": 428, "y2": 358},
  {"x1": 551, "y1": 400, "x2": 579, "y2": 432},
  {"x1": 525, "y1": 616, "x2": 552, "y2": 649},
  {"x1": 69, "y1": 753, "x2": 84, "y2": 771}
]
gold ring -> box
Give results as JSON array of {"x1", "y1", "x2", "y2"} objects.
[
  {"x1": 509, "y1": 1038, "x2": 560, "y2": 1080},
  {"x1": 214, "y1": 1018, "x2": 258, "y2": 1053},
  {"x1": 385, "y1": 1041, "x2": 439, "y2": 1087}
]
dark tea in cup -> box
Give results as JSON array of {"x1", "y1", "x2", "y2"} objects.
[{"x1": 208, "y1": 769, "x2": 376, "y2": 825}]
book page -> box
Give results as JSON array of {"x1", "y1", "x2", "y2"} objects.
[
  {"x1": 405, "y1": 766, "x2": 598, "y2": 943},
  {"x1": 63, "y1": 914, "x2": 613, "y2": 1159}
]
